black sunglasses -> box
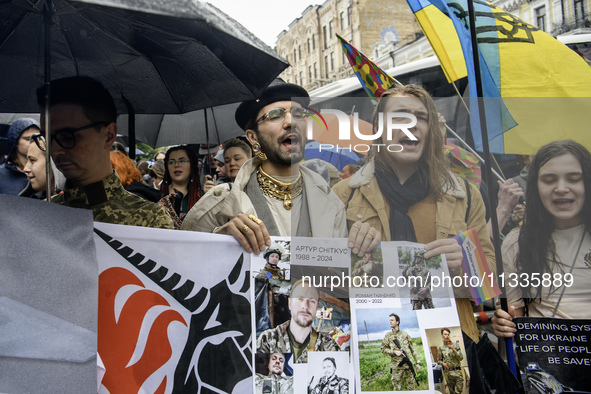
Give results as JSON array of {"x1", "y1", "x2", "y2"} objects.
[{"x1": 41, "y1": 122, "x2": 108, "y2": 149}]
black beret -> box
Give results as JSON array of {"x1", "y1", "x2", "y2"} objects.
[{"x1": 235, "y1": 78, "x2": 310, "y2": 130}]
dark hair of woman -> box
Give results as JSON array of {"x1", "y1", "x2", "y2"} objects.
[
  {"x1": 517, "y1": 139, "x2": 591, "y2": 304},
  {"x1": 161, "y1": 145, "x2": 201, "y2": 210}
]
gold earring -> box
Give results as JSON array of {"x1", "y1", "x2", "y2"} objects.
[{"x1": 252, "y1": 142, "x2": 268, "y2": 161}]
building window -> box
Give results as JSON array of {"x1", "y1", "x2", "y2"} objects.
[
  {"x1": 347, "y1": 6, "x2": 352, "y2": 26},
  {"x1": 314, "y1": 62, "x2": 318, "y2": 79},
  {"x1": 309, "y1": 66, "x2": 312, "y2": 81},
  {"x1": 324, "y1": 55, "x2": 329, "y2": 78},
  {"x1": 323, "y1": 26, "x2": 328, "y2": 48},
  {"x1": 293, "y1": 49, "x2": 297, "y2": 64},
  {"x1": 312, "y1": 34, "x2": 316, "y2": 50},
  {"x1": 330, "y1": 52, "x2": 334, "y2": 70},
  {"x1": 535, "y1": 6, "x2": 546, "y2": 31},
  {"x1": 298, "y1": 46, "x2": 301, "y2": 60},
  {"x1": 329, "y1": 20, "x2": 333, "y2": 39},
  {"x1": 307, "y1": 38, "x2": 311, "y2": 53},
  {"x1": 299, "y1": 72, "x2": 303, "y2": 84},
  {"x1": 340, "y1": 12, "x2": 345, "y2": 30},
  {"x1": 574, "y1": 0, "x2": 585, "y2": 20}
]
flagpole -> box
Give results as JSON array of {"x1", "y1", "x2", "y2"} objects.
[
  {"x1": 444, "y1": 124, "x2": 505, "y2": 182},
  {"x1": 466, "y1": 0, "x2": 517, "y2": 378}
]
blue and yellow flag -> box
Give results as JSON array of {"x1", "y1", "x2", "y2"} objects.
[{"x1": 407, "y1": 0, "x2": 591, "y2": 154}]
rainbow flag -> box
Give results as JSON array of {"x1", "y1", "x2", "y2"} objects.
[
  {"x1": 336, "y1": 34, "x2": 400, "y2": 97},
  {"x1": 445, "y1": 141, "x2": 481, "y2": 188},
  {"x1": 453, "y1": 228, "x2": 501, "y2": 306},
  {"x1": 337, "y1": 34, "x2": 483, "y2": 186}
]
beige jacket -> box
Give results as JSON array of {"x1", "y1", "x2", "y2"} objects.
[
  {"x1": 182, "y1": 158, "x2": 348, "y2": 238},
  {"x1": 333, "y1": 159, "x2": 495, "y2": 342}
]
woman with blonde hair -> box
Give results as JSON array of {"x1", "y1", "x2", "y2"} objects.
[{"x1": 333, "y1": 84, "x2": 494, "y2": 341}]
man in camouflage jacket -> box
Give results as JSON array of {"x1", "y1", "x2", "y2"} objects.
[
  {"x1": 381, "y1": 313, "x2": 420, "y2": 390},
  {"x1": 437, "y1": 328, "x2": 464, "y2": 394},
  {"x1": 37, "y1": 76, "x2": 173, "y2": 229},
  {"x1": 257, "y1": 279, "x2": 338, "y2": 363}
]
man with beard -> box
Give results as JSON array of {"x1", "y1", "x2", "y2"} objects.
[
  {"x1": 309, "y1": 357, "x2": 349, "y2": 394},
  {"x1": 183, "y1": 79, "x2": 373, "y2": 254},
  {"x1": 437, "y1": 328, "x2": 464, "y2": 394},
  {"x1": 257, "y1": 279, "x2": 338, "y2": 363},
  {"x1": 255, "y1": 353, "x2": 293, "y2": 394}
]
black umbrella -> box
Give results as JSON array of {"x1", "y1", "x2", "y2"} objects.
[
  {"x1": 0, "y1": 0, "x2": 288, "y2": 115},
  {"x1": 116, "y1": 102, "x2": 243, "y2": 148}
]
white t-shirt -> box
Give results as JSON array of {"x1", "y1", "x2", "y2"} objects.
[{"x1": 503, "y1": 224, "x2": 591, "y2": 319}]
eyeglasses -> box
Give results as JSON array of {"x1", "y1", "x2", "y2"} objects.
[
  {"x1": 42, "y1": 122, "x2": 108, "y2": 149},
  {"x1": 31, "y1": 133, "x2": 46, "y2": 152},
  {"x1": 168, "y1": 158, "x2": 190, "y2": 166},
  {"x1": 255, "y1": 107, "x2": 311, "y2": 124}
]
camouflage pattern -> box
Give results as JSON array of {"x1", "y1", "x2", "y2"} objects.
[
  {"x1": 257, "y1": 263, "x2": 285, "y2": 280},
  {"x1": 256, "y1": 321, "x2": 339, "y2": 363},
  {"x1": 52, "y1": 172, "x2": 174, "y2": 229},
  {"x1": 438, "y1": 342, "x2": 464, "y2": 394},
  {"x1": 381, "y1": 328, "x2": 419, "y2": 390},
  {"x1": 409, "y1": 265, "x2": 434, "y2": 310},
  {"x1": 309, "y1": 374, "x2": 349, "y2": 394},
  {"x1": 255, "y1": 373, "x2": 293, "y2": 394}
]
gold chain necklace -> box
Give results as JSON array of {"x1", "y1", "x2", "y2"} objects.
[{"x1": 257, "y1": 166, "x2": 303, "y2": 210}]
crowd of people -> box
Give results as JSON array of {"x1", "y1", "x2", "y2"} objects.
[{"x1": 1, "y1": 73, "x2": 589, "y2": 392}]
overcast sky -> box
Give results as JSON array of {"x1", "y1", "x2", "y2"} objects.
[{"x1": 205, "y1": 0, "x2": 316, "y2": 47}]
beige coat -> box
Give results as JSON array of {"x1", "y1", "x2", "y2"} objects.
[
  {"x1": 333, "y1": 159, "x2": 495, "y2": 342},
  {"x1": 182, "y1": 158, "x2": 348, "y2": 238}
]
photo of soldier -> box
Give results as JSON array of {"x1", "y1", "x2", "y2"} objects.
[
  {"x1": 256, "y1": 278, "x2": 339, "y2": 363},
  {"x1": 381, "y1": 313, "x2": 421, "y2": 391},
  {"x1": 398, "y1": 245, "x2": 452, "y2": 310},
  {"x1": 254, "y1": 352, "x2": 294, "y2": 394},
  {"x1": 307, "y1": 352, "x2": 350, "y2": 394},
  {"x1": 257, "y1": 243, "x2": 288, "y2": 280},
  {"x1": 351, "y1": 246, "x2": 384, "y2": 288},
  {"x1": 354, "y1": 307, "x2": 428, "y2": 391},
  {"x1": 425, "y1": 327, "x2": 468, "y2": 394},
  {"x1": 406, "y1": 254, "x2": 434, "y2": 310}
]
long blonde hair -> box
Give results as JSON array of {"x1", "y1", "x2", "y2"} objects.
[{"x1": 370, "y1": 84, "x2": 453, "y2": 200}]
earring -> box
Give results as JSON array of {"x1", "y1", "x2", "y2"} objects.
[{"x1": 252, "y1": 142, "x2": 268, "y2": 161}]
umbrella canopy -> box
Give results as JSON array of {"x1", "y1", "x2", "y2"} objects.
[
  {"x1": 116, "y1": 102, "x2": 242, "y2": 148},
  {"x1": 0, "y1": 0, "x2": 289, "y2": 114},
  {"x1": 304, "y1": 140, "x2": 359, "y2": 171}
]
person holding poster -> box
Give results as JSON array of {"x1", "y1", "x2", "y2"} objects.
[
  {"x1": 333, "y1": 84, "x2": 494, "y2": 341},
  {"x1": 437, "y1": 328, "x2": 464, "y2": 394},
  {"x1": 183, "y1": 79, "x2": 376, "y2": 254},
  {"x1": 493, "y1": 140, "x2": 591, "y2": 335},
  {"x1": 381, "y1": 313, "x2": 420, "y2": 390},
  {"x1": 257, "y1": 279, "x2": 339, "y2": 363}
]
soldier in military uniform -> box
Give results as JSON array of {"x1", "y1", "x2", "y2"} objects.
[
  {"x1": 437, "y1": 328, "x2": 464, "y2": 394},
  {"x1": 381, "y1": 313, "x2": 421, "y2": 390},
  {"x1": 37, "y1": 76, "x2": 174, "y2": 229},
  {"x1": 257, "y1": 279, "x2": 339, "y2": 363},
  {"x1": 255, "y1": 352, "x2": 293, "y2": 394},
  {"x1": 408, "y1": 254, "x2": 434, "y2": 310},
  {"x1": 258, "y1": 245, "x2": 285, "y2": 280}
]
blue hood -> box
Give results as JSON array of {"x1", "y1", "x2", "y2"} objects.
[{"x1": 6, "y1": 118, "x2": 40, "y2": 157}]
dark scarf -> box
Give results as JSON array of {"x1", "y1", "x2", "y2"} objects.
[{"x1": 375, "y1": 162, "x2": 429, "y2": 242}]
